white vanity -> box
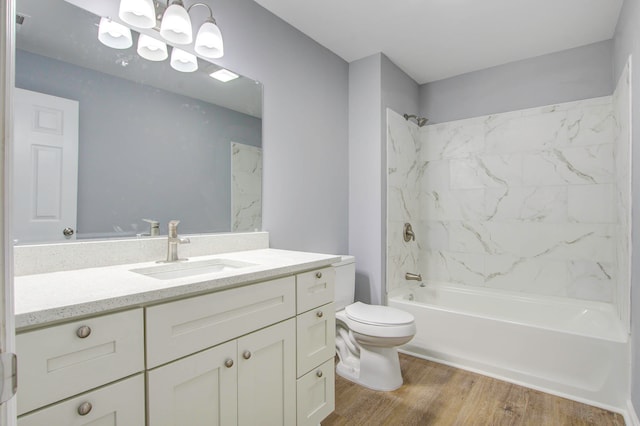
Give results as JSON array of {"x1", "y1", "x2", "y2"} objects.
[{"x1": 13, "y1": 233, "x2": 338, "y2": 426}]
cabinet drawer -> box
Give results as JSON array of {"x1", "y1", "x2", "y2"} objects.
[
  {"x1": 297, "y1": 303, "x2": 335, "y2": 377},
  {"x1": 17, "y1": 309, "x2": 144, "y2": 415},
  {"x1": 296, "y1": 267, "x2": 335, "y2": 314},
  {"x1": 18, "y1": 374, "x2": 145, "y2": 426},
  {"x1": 296, "y1": 358, "x2": 335, "y2": 426},
  {"x1": 146, "y1": 276, "x2": 296, "y2": 368}
]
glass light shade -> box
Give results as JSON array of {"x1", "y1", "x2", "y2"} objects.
[
  {"x1": 160, "y1": 3, "x2": 193, "y2": 45},
  {"x1": 118, "y1": 0, "x2": 156, "y2": 29},
  {"x1": 194, "y1": 21, "x2": 224, "y2": 59},
  {"x1": 170, "y1": 48, "x2": 198, "y2": 72},
  {"x1": 137, "y1": 34, "x2": 168, "y2": 61},
  {"x1": 98, "y1": 18, "x2": 133, "y2": 49}
]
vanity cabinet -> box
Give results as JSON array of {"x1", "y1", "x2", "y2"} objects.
[{"x1": 16, "y1": 265, "x2": 336, "y2": 426}]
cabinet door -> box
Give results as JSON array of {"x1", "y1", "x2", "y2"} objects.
[
  {"x1": 237, "y1": 319, "x2": 296, "y2": 426},
  {"x1": 147, "y1": 341, "x2": 237, "y2": 426},
  {"x1": 18, "y1": 374, "x2": 145, "y2": 426},
  {"x1": 297, "y1": 303, "x2": 335, "y2": 377}
]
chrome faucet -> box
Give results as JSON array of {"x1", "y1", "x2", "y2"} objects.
[
  {"x1": 165, "y1": 220, "x2": 190, "y2": 262},
  {"x1": 405, "y1": 272, "x2": 422, "y2": 281}
]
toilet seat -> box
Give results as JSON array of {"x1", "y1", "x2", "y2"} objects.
[
  {"x1": 338, "y1": 303, "x2": 416, "y2": 338},
  {"x1": 345, "y1": 302, "x2": 414, "y2": 326}
]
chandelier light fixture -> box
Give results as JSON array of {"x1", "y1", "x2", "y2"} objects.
[{"x1": 98, "y1": 0, "x2": 225, "y2": 73}]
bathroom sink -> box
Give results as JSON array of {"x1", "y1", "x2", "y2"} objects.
[{"x1": 130, "y1": 258, "x2": 256, "y2": 280}]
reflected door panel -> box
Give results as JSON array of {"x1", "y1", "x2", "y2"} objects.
[{"x1": 13, "y1": 88, "x2": 79, "y2": 243}]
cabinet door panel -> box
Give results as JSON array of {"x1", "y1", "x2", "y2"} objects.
[
  {"x1": 147, "y1": 341, "x2": 237, "y2": 426},
  {"x1": 18, "y1": 374, "x2": 145, "y2": 426},
  {"x1": 17, "y1": 309, "x2": 144, "y2": 415},
  {"x1": 297, "y1": 303, "x2": 335, "y2": 377},
  {"x1": 237, "y1": 319, "x2": 296, "y2": 426},
  {"x1": 146, "y1": 276, "x2": 295, "y2": 368},
  {"x1": 296, "y1": 359, "x2": 335, "y2": 426}
]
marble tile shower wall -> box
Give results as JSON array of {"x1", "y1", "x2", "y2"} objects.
[
  {"x1": 387, "y1": 111, "x2": 423, "y2": 291},
  {"x1": 613, "y1": 61, "x2": 631, "y2": 328},
  {"x1": 387, "y1": 81, "x2": 630, "y2": 304}
]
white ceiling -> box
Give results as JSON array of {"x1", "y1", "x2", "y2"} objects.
[{"x1": 253, "y1": 0, "x2": 624, "y2": 84}]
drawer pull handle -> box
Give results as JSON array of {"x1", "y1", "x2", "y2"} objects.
[
  {"x1": 243, "y1": 351, "x2": 252, "y2": 360},
  {"x1": 315, "y1": 272, "x2": 323, "y2": 279},
  {"x1": 316, "y1": 370, "x2": 323, "y2": 378},
  {"x1": 76, "y1": 326, "x2": 92, "y2": 339},
  {"x1": 316, "y1": 311, "x2": 324, "y2": 318},
  {"x1": 225, "y1": 359, "x2": 234, "y2": 368},
  {"x1": 77, "y1": 401, "x2": 92, "y2": 416}
]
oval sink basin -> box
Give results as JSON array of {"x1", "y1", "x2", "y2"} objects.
[{"x1": 130, "y1": 258, "x2": 256, "y2": 280}]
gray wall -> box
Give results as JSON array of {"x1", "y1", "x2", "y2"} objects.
[
  {"x1": 212, "y1": 0, "x2": 349, "y2": 254},
  {"x1": 16, "y1": 49, "x2": 261, "y2": 238},
  {"x1": 420, "y1": 40, "x2": 614, "y2": 124},
  {"x1": 613, "y1": 0, "x2": 640, "y2": 415},
  {"x1": 348, "y1": 53, "x2": 419, "y2": 304},
  {"x1": 349, "y1": 54, "x2": 382, "y2": 304}
]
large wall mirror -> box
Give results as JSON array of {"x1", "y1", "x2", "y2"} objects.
[{"x1": 13, "y1": 0, "x2": 263, "y2": 244}]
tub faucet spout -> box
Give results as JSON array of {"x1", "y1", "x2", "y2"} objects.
[{"x1": 405, "y1": 272, "x2": 422, "y2": 281}]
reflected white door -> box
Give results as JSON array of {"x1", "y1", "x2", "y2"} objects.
[{"x1": 13, "y1": 88, "x2": 78, "y2": 243}]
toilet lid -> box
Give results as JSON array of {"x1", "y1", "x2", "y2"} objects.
[{"x1": 345, "y1": 302, "x2": 414, "y2": 326}]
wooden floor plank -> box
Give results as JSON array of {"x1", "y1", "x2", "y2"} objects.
[{"x1": 322, "y1": 354, "x2": 625, "y2": 426}]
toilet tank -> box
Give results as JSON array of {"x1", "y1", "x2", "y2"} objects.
[{"x1": 332, "y1": 255, "x2": 355, "y2": 311}]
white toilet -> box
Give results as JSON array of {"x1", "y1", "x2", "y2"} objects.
[{"x1": 333, "y1": 256, "x2": 416, "y2": 391}]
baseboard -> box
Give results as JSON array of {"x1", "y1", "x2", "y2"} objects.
[{"x1": 627, "y1": 399, "x2": 640, "y2": 426}]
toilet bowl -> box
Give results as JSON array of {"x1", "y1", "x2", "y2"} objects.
[{"x1": 333, "y1": 256, "x2": 416, "y2": 391}]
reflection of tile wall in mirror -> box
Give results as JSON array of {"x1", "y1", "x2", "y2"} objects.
[
  {"x1": 13, "y1": 0, "x2": 263, "y2": 242},
  {"x1": 231, "y1": 142, "x2": 263, "y2": 233}
]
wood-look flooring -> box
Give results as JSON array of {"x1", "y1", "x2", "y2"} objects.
[{"x1": 322, "y1": 354, "x2": 625, "y2": 426}]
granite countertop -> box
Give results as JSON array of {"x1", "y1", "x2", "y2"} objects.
[{"x1": 15, "y1": 248, "x2": 341, "y2": 330}]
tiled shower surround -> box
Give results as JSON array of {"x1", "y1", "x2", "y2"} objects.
[{"x1": 387, "y1": 63, "x2": 631, "y2": 320}]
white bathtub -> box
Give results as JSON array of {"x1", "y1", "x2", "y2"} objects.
[{"x1": 388, "y1": 282, "x2": 629, "y2": 412}]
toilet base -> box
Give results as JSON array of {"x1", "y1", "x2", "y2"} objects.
[{"x1": 336, "y1": 345, "x2": 403, "y2": 391}]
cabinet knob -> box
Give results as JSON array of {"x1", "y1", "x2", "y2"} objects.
[
  {"x1": 76, "y1": 326, "x2": 92, "y2": 339},
  {"x1": 315, "y1": 271, "x2": 322, "y2": 279},
  {"x1": 63, "y1": 227, "x2": 75, "y2": 237},
  {"x1": 316, "y1": 310, "x2": 324, "y2": 318},
  {"x1": 316, "y1": 370, "x2": 323, "y2": 378},
  {"x1": 77, "y1": 401, "x2": 92, "y2": 416},
  {"x1": 243, "y1": 350, "x2": 252, "y2": 360},
  {"x1": 224, "y1": 359, "x2": 234, "y2": 368}
]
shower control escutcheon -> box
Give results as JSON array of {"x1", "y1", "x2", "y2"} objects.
[{"x1": 403, "y1": 223, "x2": 415, "y2": 242}]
